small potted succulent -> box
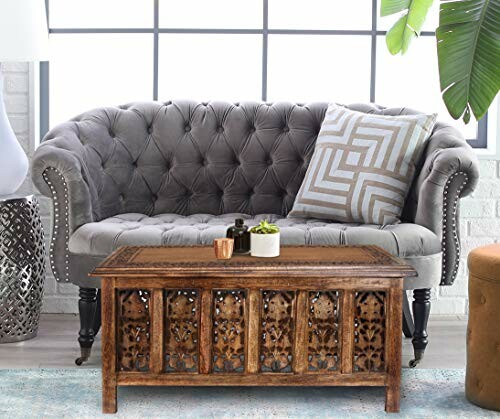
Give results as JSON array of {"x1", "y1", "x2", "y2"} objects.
[{"x1": 249, "y1": 220, "x2": 280, "y2": 258}]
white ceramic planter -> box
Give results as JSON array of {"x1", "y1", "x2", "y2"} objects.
[
  {"x1": 250, "y1": 232, "x2": 280, "y2": 258},
  {"x1": 0, "y1": 71, "x2": 29, "y2": 196}
]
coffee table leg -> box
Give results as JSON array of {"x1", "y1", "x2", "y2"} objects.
[
  {"x1": 101, "y1": 279, "x2": 117, "y2": 413},
  {"x1": 385, "y1": 286, "x2": 403, "y2": 413},
  {"x1": 385, "y1": 382, "x2": 400, "y2": 413},
  {"x1": 103, "y1": 383, "x2": 117, "y2": 414}
]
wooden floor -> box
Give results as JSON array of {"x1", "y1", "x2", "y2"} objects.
[{"x1": 0, "y1": 314, "x2": 468, "y2": 369}]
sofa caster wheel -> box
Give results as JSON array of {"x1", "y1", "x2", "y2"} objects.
[
  {"x1": 75, "y1": 347, "x2": 91, "y2": 366},
  {"x1": 75, "y1": 357, "x2": 87, "y2": 366},
  {"x1": 409, "y1": 350, "x2": 424, "y2": 368}
]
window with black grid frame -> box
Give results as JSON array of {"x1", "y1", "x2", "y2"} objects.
[{"x1": 40, "y1": 0, "x2": 488, "y2": 148}]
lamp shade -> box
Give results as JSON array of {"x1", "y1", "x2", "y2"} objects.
[{"x1": 0, "y1": 0, "x2": 49, "y2": 62}]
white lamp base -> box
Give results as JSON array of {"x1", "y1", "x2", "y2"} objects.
[{"x1": 0, "y1": 70, "x2": 29, "y2": 196}]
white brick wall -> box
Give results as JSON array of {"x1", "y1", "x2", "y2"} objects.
[{"x1": 2, "y1": 66, "x2": 499, "y2": 315}]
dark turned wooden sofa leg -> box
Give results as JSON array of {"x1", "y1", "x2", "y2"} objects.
[
  {"x1": 409, "y1": 288, "x2": 431, "y2": 368},
  {"x1": 402, "y1": 290, "x2": 414, "y2": 338},
  {"x1": 75, "y1": 287, "x2": 100, "y2": 366},
  {"x1": 93, "y1": 290, "x2": 102, "y2": 336}
]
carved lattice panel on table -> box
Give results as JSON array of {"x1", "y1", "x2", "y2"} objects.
[
  {"x1": 260, "y1": 290, "x2": 295, "y2": 373},
  {"x1": 164, "y1": 290, "x2": 199, "y2": 373},
  {"x1": 117, "y1": 290, "x2": 151, "y2": 372},
  {"x1": 212, "y1": 290, "x2": 246, "y2": 373},
  {"x1": 353, "y1": 291, "x2": 386, "y2": 372},
  {"x1": 307, "y1": 291, "x2": 341, "y2": 372}
]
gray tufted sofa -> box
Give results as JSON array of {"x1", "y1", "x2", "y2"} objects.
[{"x1": 32, "y1": 100, "x2": 479, "y2": 366}]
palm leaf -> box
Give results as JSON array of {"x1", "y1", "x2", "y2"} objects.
[
  {"x1": 382, "y1": 0, "x2": 434, "y2": 54},
  {"x1": 437, "y1": 0, "x2": 500, "y2": 123}
]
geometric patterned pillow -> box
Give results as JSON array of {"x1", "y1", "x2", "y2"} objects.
[{"x1": 288, "y1": 104, "x2": 436, "y2": 225}]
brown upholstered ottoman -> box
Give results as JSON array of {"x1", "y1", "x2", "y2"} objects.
[{"x1": 466, "y1": 244, "x2": 500, "y2": 411}]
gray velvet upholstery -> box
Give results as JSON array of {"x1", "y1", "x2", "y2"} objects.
[
  {"x1": 31, "y1": 101, "x2": 479, "y2": 291},
  {"x1": 69, "y1": 213, "x2": 440, "y2": 257}
]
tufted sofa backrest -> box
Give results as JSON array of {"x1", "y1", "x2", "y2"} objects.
[{"x1": 42, "y1": 101, "x2": 428, "y2": 221}]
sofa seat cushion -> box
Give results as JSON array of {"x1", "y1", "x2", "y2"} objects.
[{"x1": 69, "y1": 213, "x2": 440, "y2": 259}]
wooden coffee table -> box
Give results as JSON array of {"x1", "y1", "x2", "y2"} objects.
[{"x1": 92, "y1": 245, "x2": 416, "y2": 414}]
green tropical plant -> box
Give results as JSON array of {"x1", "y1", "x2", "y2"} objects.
[
  {"x1": 382, "y1": 0, "x2": 434, "y2": 54},
  {"x1": 381, "y1": 0, "x2": 500, "y2": 124},
  {"x1": 249, "y1": 220, "x2": 280, "y2": 234}
]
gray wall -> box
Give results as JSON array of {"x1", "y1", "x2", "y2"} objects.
[{"x1": 2, "y1": 65, "x2": 499, "y2": 315}]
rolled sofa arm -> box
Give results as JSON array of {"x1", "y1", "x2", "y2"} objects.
[
  {"x1": 32, "y1": 122, "x2": 98, "y2": 282},
  {"x1": 406, "y1": 123, "x2": 480, "y2": 285}
]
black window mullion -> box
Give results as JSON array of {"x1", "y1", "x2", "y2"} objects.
[
  {"x1": 262, "y1": 0, "x2": 268, "y2": 102},
  {"x1": 40, "y1": 0, "x2": 50, "y2": 140},
  {"x1": 153, "y1": 0, "x2": 159, "y2": 101},
  {"x1": 471, "y1": 115, "x2": 488, "y2": 148},
  {"x1": 370, "y1": 0, "x2": 377, "y2": 103}
]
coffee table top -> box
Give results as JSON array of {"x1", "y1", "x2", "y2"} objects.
[{"x1": 91, "y1": 245, "x2": 416, "y2": 278}]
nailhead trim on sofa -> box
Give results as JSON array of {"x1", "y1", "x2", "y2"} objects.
[
  {"x1": 441, "y1": 171, "x2": 469, "y2": 286},
  {"x1": 42, "y1": 168, "x2": 70, "y2": 282}
]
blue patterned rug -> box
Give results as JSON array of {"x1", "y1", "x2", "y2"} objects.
[{"x1": 0, "y1": 368, "x2": 498, "y2": 418}]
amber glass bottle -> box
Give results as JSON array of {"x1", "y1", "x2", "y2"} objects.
[{"x1": 226, "y1": 218, "x2": 250, "y2": 254}]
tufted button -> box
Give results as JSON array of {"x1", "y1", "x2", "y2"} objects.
[
  {"x1": 203, "y1": 159, "x2": 208, "y2": 166},
  {"x1": 148, "y1": 126, "x2": 153, "y2": 134},
  {"x1": 266, "y1": 158, "x2": 273, "y2": 165},
  {"x1": 152, "y1": 194, "x2": 158, "y2": 201},
  {"x1": 119, "y1": 194, "x2": 125, "y2": 201},
  {"x1": 185, "y1": 124, "x2": 191, "y2": 132},
  {"x1": 132, "y1": 161, "x2": 138, "y2": 167},
  {"x1": 249, "y1": 126, "x2": 256, "y2": 133},
  {"x1": 283, "y1": 126, "x2": 290, "y2": 133},
  {"x1": 480, "y1": 294, "x2": 486, "y2": 304},
  {"x1": 217, "y1": 126, "x2": 224, "y2": 133},
  {"x1": 108, "y1": 129, "x2": 114, "y2": 137}
]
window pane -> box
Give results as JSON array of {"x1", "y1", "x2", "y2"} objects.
[
  {"x1": 50, "y1": 0, "x2": 154, "y2": 28},
  {"x1": 267, "y1": 35, "x2": 371, "y2": 103},
  {"x1": 159, "y1": 0, "x2": 262, "y2": 29},
  {"x1": 269, "y1": 0, "x2": 372, "y2": 30},
  {"x1": 378, "y1": 1, "x2": 439, "y2": 31},
  {"x1": 376, "y1": 36, "x2": 478, "y2": 139},
  {"x1": 49, "y1": 35, "x2": 153, "y2": 127},
  {"x1": 158, "y1": 35, "x2": 261, "y2": 101}
]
